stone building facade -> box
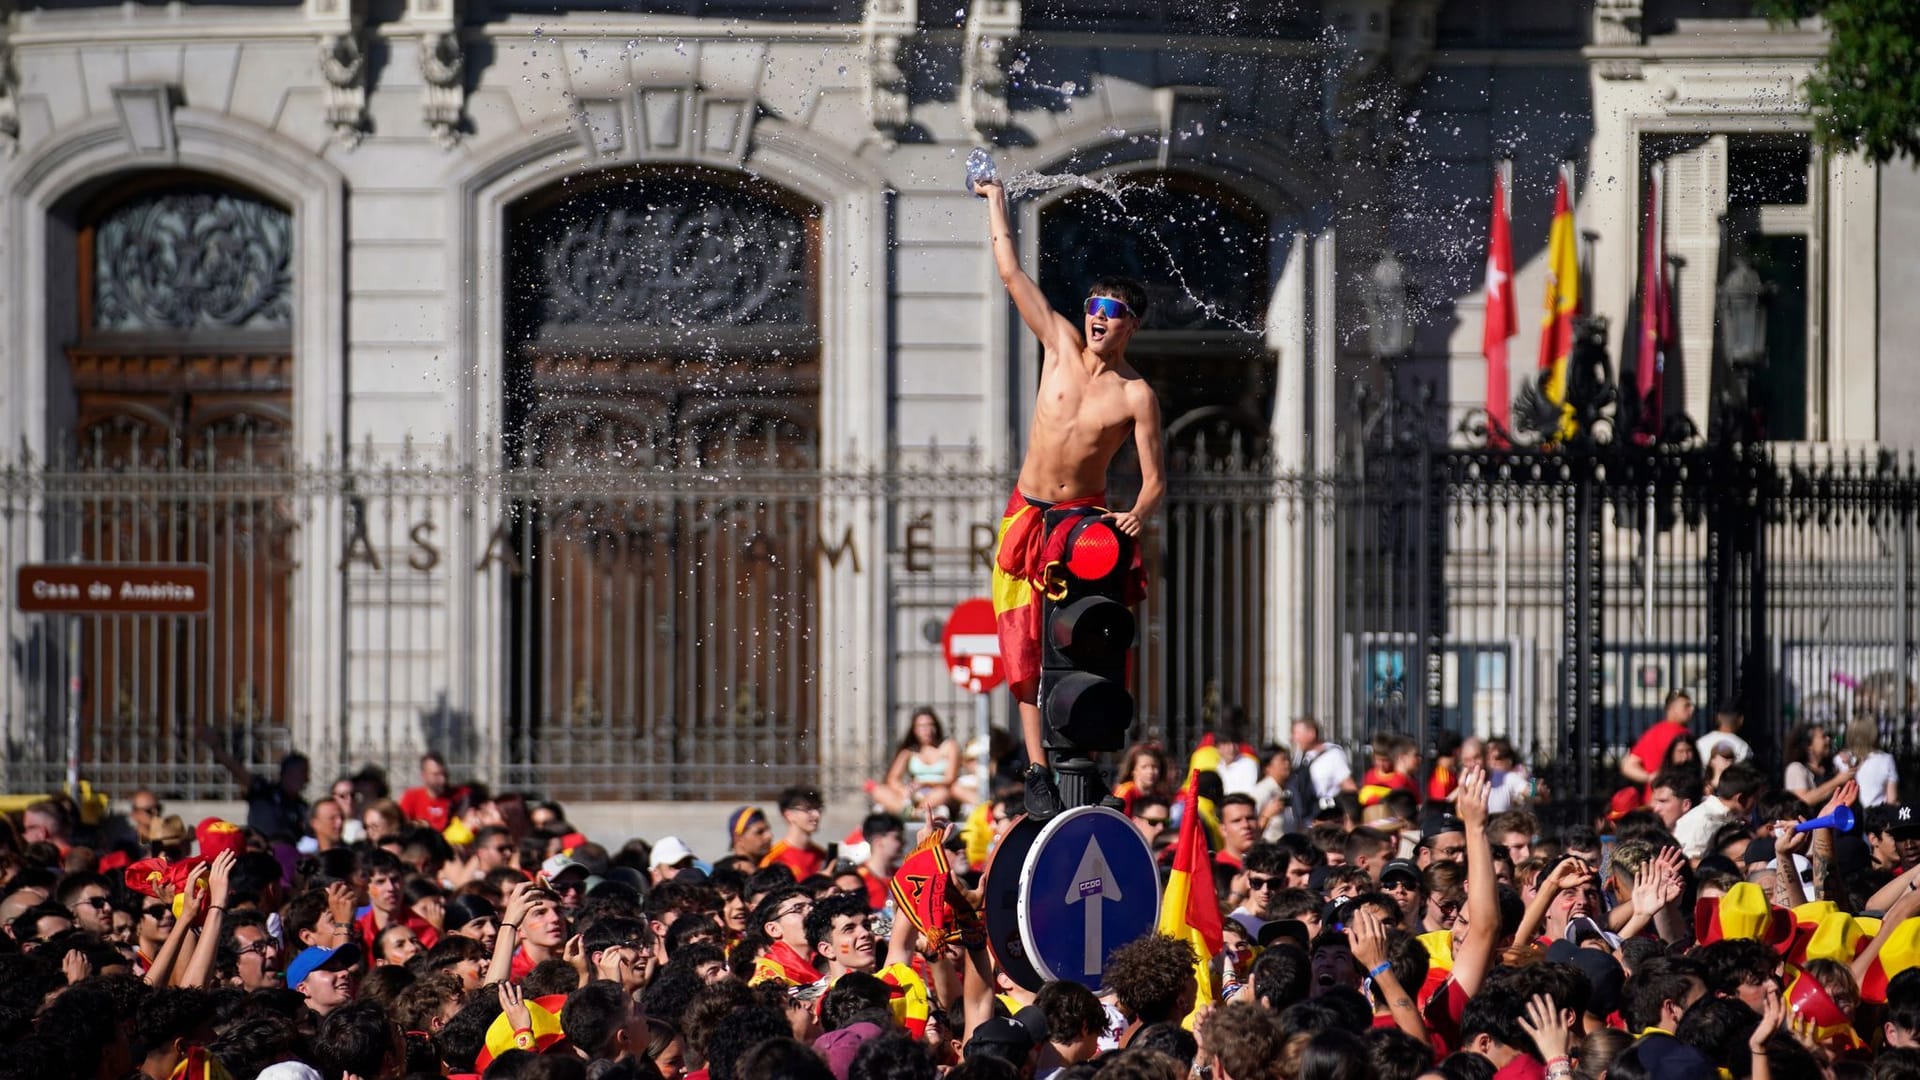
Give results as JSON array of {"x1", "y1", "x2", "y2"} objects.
[{"x1": 0, "y1": 0, "x2": 1906, "y2": 796}]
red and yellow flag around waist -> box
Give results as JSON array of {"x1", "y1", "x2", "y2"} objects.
[
  {"x1": 1158, "y1": 771, "x2": 1224, "y2": 1016},
  {"x1": 1537, "y1": 162, "x2": 1580, "y2": 444}
]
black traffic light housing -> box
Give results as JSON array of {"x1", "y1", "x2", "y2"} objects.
[{"x1": 1038, "y1": 507, "x2": 1136, "y2": 754}]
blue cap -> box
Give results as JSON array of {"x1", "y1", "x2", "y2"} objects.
[{"x1": 286, "y1": 942, "x2": 361, "y2": 990}]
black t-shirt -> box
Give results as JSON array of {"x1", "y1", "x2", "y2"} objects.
[{"x1": 244, "y1": 775, "x2": 309, "y2": 843}]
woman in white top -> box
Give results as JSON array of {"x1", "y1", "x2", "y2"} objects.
[
  {"x1": 1844, "y1": 715, "x2": 1899, "y2": 808},
  {"x1": 1782, "y1": 722, "x2": 1852, "y2": 807},
  {"x1": 870, "y1": 708, "x2": 960, "y2": 815}
]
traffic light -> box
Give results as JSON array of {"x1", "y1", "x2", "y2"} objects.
[{"x1": 1038, "y1": 508, "x2": 1136, "y2": 754}]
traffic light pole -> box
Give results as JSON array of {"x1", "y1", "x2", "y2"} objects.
[{"x1": 1052, "y1": 755, "x2": 1104, "y2": 810}]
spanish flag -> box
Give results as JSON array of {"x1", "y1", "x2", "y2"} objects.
[
  {"x1": 1537, "y1": 162, "x2": 1580, "y2": 443},
  {"x1": 1158, "y1": 772, "x2": 1224, "y2": 1011}
]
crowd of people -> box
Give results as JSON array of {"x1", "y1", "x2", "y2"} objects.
[{"x1": 2, "y1": 694, "x2": 1919, "y2": 1080}]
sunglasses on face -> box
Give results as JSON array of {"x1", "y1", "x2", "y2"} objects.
[
  {"x1": 1136, "y1": 816, "x2": 1169, "y2": 827},
  {"x1": 79, "y1": 896, "x2": 113, "y2": 910},
  {"x1": 144, "y1": 905, "x2": 173, "y2": 920},
  {"x1": 1085, "y1": 296, "x2": 1136, "y2": 320},
  {"x1": 133, "y1": 804, "x2": 161, "y2": 815},
  {"x1": 1246, "y1": 875, "x2": 1281, "y2": 891}
]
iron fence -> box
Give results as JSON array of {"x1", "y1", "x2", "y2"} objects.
[{"x1": 2, "y1": 436, "x2": 1918, "y2": 803}]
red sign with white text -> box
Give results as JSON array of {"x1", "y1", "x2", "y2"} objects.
[{"x1": 16, "y1": 564, "x2": 212, "y2": 615}]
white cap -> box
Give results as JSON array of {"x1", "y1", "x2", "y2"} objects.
[
  {"x1": 649, "y1": 835, "x2": 697, "y2": 870},
  {"x1": 257, "y1": 1064, "x2": 323, "y2": 1080}
]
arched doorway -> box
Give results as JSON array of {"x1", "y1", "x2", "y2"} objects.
[
  {"x1": 502, "y1": 165, "x2": 823, "y2": 798},
  {"x1": 1038, "y1": 171, "x2": 1278, "y2": 750},
  {"x1": 53, "y1": 173, "x2": 297, "y2": 789}
]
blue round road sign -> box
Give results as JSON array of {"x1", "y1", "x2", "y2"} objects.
[{"x1": 1017, "y1": 806, "x2": 1161, "y2": 990}]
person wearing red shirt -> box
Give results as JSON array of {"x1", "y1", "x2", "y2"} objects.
[
  {"x1": 1620, "y1": 691, "x2": 1694, "y2": 786},
  {"x1": 855, "y1": 813, "x2": 903, "y2": 911},
  {"x1": 355, "y1": 850, "x2": 439, "y2": 957},
  {"x1": 398, "y1": 752, "x2": 459, "y2": 831},
  {"x1": 760, "y1": 786, "x2": 828, "y2": 879}
]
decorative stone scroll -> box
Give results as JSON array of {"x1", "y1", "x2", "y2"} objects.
[
  {"x1": 963, "y1": 0, "x2": 1021, "y2": 138},
  {"x1": 862, "y1": 0, "x2": 915, "y2": 143},
  {"x1": 91, "y1": 188, "x2": 295, "y2": 332},
  {"x1": 0, "y1": 5, "x2": 18, "y2": 158}
]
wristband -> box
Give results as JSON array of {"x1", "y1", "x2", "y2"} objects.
[
  {"x1": 207, "y1": 906, "x2": 227, "y2": 914},
  {"x1": 1368, "y1": 961, "x2": 1392, "y2": 979},
  {"x1": 511, "y1": 1027, "x2": 536, "y2": 1051},
  {"x1": 1544, "y1": 1058, "x2": 1570, "y2": 1068},
  {"x1": 501, "y1": 921, "x2": 520, "y2": 930}
]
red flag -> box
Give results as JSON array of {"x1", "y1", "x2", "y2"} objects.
[
  {"x1": 1482, "y1": 160, "x2": 1516, "y2": 447},
  {"x1": 1158, "y1": 772, "x2": 1223, "y2": 1005},
  {"x1": 1632, "y1": 161, "x2": 1672, "y2": 446}
]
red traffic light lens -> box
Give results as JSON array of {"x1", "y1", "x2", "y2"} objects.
[{"x1": 1065, "y1": 521, "x2": 1121, "y2": 580}]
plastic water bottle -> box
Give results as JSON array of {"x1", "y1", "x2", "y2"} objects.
[{"x1": 965, "y1": 147, "x2": 996, "y2": 195}]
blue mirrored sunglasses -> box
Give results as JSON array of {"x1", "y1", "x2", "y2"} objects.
[{"x1": 1085, "y1": 296, "x2": 1135, "y2": 320}]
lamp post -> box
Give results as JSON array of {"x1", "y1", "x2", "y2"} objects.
[
  {"x1": 1716, "y1": 257, "x2": 1768, "y2": 443},
  {"x1": 1362, "y1": 250, "x2": 1412, "y2": 450}
]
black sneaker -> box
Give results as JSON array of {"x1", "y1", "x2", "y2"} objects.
[{"x1": 1024, "y1": 763, "x2": 1063, "y2": 821}]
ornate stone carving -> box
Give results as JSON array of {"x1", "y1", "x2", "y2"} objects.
[
  {"x1": 513, "y1": 175, "x2": 815, "y2": 335},
  {"x1": 1593, "y1": 0, "x2": 1644, "y2": 47},
  {"x1": 91, "y1": 188, "x2": 295, "y2": 332},
  {"x1": 319, "y1": 30, "x2": 369, "y2": 147},
  {"x1": 862, "y1": 0, "x2": 915, "y2": 143},
  {"x1": 420, "y1": 32, "x2": 465, "y2": 148},
  {"x1": 0, "y1": 6, "x2": 18, "y2": 158},
  {"x1": 1592, "y1": 0, "x2": 1645, "y2": 79},
  {"x1": 962, "y1": 0, "x2": 1020, "y2": 138}
]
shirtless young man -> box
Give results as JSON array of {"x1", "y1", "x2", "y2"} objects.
[{"x1": 976, "y1": 175, "x2": 1165, "y2": 821}]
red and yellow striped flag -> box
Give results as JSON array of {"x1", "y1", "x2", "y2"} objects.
[
  {"x1": 1158, "y1": 771, "x2": 1225, "y2": 1008},
  {"x1": 1537, "y1": 162, "x2": 1580, "y2": 443}
]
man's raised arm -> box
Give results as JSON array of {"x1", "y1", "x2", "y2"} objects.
[{"x1": 979, "y1": 179, "x2": 1076, "y2": 350}]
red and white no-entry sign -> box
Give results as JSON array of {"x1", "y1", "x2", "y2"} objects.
[{"x1": 942, "y1": 597, "x2": 1004, "y2": 694}]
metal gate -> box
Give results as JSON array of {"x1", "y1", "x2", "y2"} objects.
[{"x1": 3, "y1": 437, "x2": 1918, "y2": 802}]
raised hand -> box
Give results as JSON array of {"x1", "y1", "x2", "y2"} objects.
[
  {"x1": 498, "y1": 980, "x2": 533, "y2": 1035},
  {"x1": 62, "y1": 948, "x2": 93, "y2": 985},
  {"x1": 178, "y1": 863, "x2": 210, "y2": 922},
  {"x1": 1516, "y1": 993, "x2": 1570, "y2": 1062},
  {"x1": 326, "y1": 881, "x2": 357, "y2": 928},
  {"x1": 1630, "y1": 861, "x2": 1663, "y2": 919},
  {"x1": 207, "y1": 849, "x2": 238, "y2": 910},
  {"x1": 1455, "y1": 768, "x2": 1490, "y2": 828},
  {"x1": 501, "y1": 880, "x2": 538, "y2": 930},
  {"x1": 563, "y1": 934, "x2": 589, "y2": 980},
  {"x1": 1774, "y1": 819, "x2": 1809, "y2": 856},
  {"x1": 1349, "y1": 907, "x2": 1388, "y2": 972},
  {"x1": 1751, "y1": 988, "x2": 1785, "y2": 1053},
  {"x1": 1545, "y1": 856, "x2": 1592, "y2": 896}
]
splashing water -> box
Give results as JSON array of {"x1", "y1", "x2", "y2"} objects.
[{"x1": 986, "y1": 164, "x2": 1267, "y2": 337}]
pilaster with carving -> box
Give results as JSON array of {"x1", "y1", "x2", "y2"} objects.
[
  {"x1": 962, "y1": 0, "x2": 1020, "y2": 138},
  {"x1": 1591, "y1": 0, "x2": 1645, "y2": 79},
  {"x1": 0, "y1": 0, "x2": 19, "y2": 157},
  {"x1": 862, "y1": 0, "x2": 915, "y2": 144},
  {"x1": 309, "y1": 0, "x2": 369, "y2": 147},
  {"x1": 409, "y1": 0, "x2": 465, "y2": 148}
]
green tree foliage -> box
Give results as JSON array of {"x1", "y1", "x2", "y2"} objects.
[{"x1": 1761, "y1": 0, "x2": 1920, "y2": 163}]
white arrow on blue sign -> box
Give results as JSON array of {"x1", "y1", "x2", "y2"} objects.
[{"x1": 1017, "y1": 805, "x2": 1161, "y2": 990}]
